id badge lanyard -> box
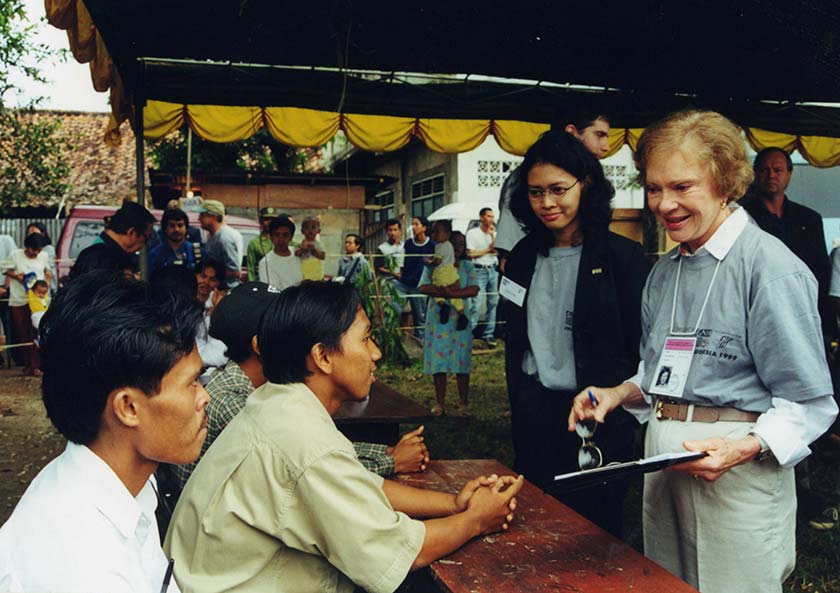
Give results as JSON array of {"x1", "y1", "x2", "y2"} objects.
[{"x1": 648, "y1": 257, "x2": 721, "y2": 398}]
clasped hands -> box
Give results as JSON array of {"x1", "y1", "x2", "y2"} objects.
[
  {"x1": 566, "y1": 386, "x2": 762, "y2": 482},
  {"x1": 454, "y1": 473, "x2": 524, "y2": 535},
  {"x1": 388, "y1": 426, "x2": 430, "y2": 473}
]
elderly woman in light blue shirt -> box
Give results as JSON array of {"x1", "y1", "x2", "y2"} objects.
[{"x1": 569, "y1": 111, "x2": 837, "y2": 593}]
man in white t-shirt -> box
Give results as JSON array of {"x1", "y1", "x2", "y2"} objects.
[
  {"x1": 0, "y1": 270, "x2": 209, "y2": 593},
  {"x1": 258, "y1": 215, "x2": 303, "y2": 291},
  {"x1": 375, "y1": 219, "x2": 406, "y2": 277},
  {"x1": 466, "y1": 208, "x2": 499, "y2": 346}
]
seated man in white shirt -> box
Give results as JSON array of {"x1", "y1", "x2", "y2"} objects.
[{"x1": 0, "y1": 270, "x2": 209, "y2": 593}]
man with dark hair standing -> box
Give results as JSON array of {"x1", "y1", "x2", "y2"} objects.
[
  {"x1": 246, "y1": 206, "x2": 279, "y2": 281},
  {"x1": 148, "y1": 208, "x2": 201, "y2": 276},
  {"x1": 375, "y1": 218, "x2": 405, "y2": 280},
  {"x1": 70, "y1": 200, "x2": 155, "y2": 279},
  {"x1": 0, "y1": 271, "x2": 208, "y2": 592},
  {"x1": 398, "y1": 216, "x2": 435, "y2": 339},
  {"x1": 199, "y1": 199, "x2": 243, "y2": 289},
  {"x1": 466, "y1": 207, "x2": 499, "y2": 346}
]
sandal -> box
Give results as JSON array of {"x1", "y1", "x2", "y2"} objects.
[{"x1": 430, "y1": 404, "x2": 445, "y2": 417}]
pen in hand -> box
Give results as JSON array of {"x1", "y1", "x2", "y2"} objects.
[
  {"x1": 587, "y1": 390, "x2": 599, "y2": 408},
  {"x1": 160, "y1": 559, "x2": 174, "y2": 593}
]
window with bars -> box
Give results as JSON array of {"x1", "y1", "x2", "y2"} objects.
[
  {"x1": 411, "y1": 174, "x2": 445, "y2": 218},
  {"x1": 365, "y1": 190, "x2": 396, "y2": 224}
]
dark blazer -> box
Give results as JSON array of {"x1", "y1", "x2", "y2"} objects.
[
  {"x1": 502, "y1": 230, "x2": 650, "y2": 404},
  {"x1": 740, "y1": 193, "x2": 833, "y2": 338}
]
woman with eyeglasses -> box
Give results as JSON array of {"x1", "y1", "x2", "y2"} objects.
[
  {"x1": 568, "y1": 111, "x2": 837, "y2": 593},
  {"x1": 501, "y1": 130, "x2": 650, "y2": 538}
]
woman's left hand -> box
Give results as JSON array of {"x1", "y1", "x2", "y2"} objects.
[{"x1": 671, "y1": 435, "x2": 762, "y2": 482}]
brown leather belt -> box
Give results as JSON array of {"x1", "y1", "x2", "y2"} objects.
[{"x1": 654, "y1": 398, "x2": 759, "y2": 423}]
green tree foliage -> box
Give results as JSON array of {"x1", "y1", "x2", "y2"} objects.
[
  {"x1": 0, "y1": 0, "x2": 73, "y2": 210},
  {"x1": 149, "y1": 127, "x2": 309, "y2": 173}
]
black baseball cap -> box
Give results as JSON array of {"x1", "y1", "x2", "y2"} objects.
[{"x1": 209, "y1": 282, "x2": 278, "y2": 347}]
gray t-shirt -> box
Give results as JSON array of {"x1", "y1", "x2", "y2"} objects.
[
  {"x1": 639, "y1": 220, "x2": 831, "y2": 411},
  {"x1": 206, "y1": 224, "x2": 243, "y2": 289},
  {"x1": 522, "y1": 245, "x2": 582, "y2": 391}
]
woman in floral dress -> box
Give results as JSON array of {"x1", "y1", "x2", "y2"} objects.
[{"x1": 419, "y1": 230, "x2": 478, "y2": 416}]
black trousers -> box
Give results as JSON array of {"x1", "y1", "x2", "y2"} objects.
[{"x1": 511, "y1": 374, "x2": 636, "y2": 538}]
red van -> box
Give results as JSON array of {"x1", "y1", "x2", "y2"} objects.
[{"x1": 56, "y1": 205, "x2": 261, "y2": 282}]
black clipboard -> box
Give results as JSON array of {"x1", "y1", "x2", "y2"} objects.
[{"x1": 551, "y1": 451, "x2": 709, "y2": 493}]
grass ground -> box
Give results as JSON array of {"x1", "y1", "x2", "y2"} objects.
[{"x1": 381, "y1": 341, "x2": 840, "y2": 593}]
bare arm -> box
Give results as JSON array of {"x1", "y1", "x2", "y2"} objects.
[
  {"x1": 467, "y1": 246, "x2": 495, "y2": 258},
  {"x1": 410, "y1": 476, "x2": 523, "y2": 569},
  {"x1": 419, "y1": 283, "x2": 447, "y2": 298}
]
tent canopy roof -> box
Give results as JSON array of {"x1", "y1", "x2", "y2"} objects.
[{"x1": 83, "y1": 0, "x2": 840, "y2": 135}]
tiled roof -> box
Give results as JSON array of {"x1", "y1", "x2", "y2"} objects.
[{"x1": 8, "y1": 110, "x2": 148, "y2": 208}]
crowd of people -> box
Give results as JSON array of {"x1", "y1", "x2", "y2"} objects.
[{"x1": 0, "y1": 106, "x2": 838, "y2": 593}]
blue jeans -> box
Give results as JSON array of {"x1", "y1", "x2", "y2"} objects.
[
  {"x1": 473, "y1": 266, "x2": 499, "y2": 340},
  {"x1": 395, "y1": 280, "x2": 428, "y2": 339}
]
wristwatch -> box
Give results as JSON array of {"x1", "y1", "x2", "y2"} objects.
[{"x1": 749, "y1": 432, "x2": 773, "y2": 462}]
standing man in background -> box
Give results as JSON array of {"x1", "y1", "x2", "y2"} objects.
[
  {"x1": 147, "y1": 208, "x2": 200, "y2": 276},
  {"x1": 199, "y1": 199, "x2": 243, "y2": 290},
  {"x1": 398, "y1": 216, "x2": 436, "y2": 340},
  {"x1": 466, "y1": 207, "x2": 499, "y2": 347},
  {"x1": 69, "y1": 200, "x2": 155, "y2": 280},
  {"x1": 375, "y1": 219, "x2": 405, "y2": 279},
  {"x1": 247, "y1": 207, "x2": 278, "y2": 281}
]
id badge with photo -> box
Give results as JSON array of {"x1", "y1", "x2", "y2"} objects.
[{"x1": 648, "y1": 336, "x2": 696, "y2": 398}]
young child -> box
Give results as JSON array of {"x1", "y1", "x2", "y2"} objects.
[
  {"x1": 28, "y1": 280, "x2": 50, "y2": 331},
  {"x1": 258, "y1": 216, "x2": 303, "y2": 291},
  {"x1": 295, "y1": 216, "x2": 326, "y2": 281},
  {"x1": 426, "y1": 220, "x2": 468, "y2": 330}
]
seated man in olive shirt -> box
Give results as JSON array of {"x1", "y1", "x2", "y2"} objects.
[{"x1": 166, "y1": 282, "x2": 523, "y2": 593}]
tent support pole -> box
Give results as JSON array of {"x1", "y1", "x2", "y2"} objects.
[{"x1": 134, "y1": 61, "x2": 149, "y2": 279}]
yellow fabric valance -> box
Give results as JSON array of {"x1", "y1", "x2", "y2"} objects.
[{"x1": 139, "y1": 102, "x2": 840, "y2": 167}]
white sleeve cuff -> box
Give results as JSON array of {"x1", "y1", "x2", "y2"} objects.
[
  {"x1": 751, "y1": 395, "x2": 838, "y2": 468},
  {"x1": 622, "y1": 360, "x2": 651, "y2": 424}
]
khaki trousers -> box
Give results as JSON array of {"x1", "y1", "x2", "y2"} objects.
[{"x1": 643, "y1": 410, "x2": 795, "y2": 593}]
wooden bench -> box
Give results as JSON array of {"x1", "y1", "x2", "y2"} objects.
[{"x1": 394, "y1": 459, "x2": 699, "y2": 593}]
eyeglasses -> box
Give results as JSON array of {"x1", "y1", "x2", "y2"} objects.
[
  {"x1": 575, "y1": 419, "x2": 603, "y2": 470},
  {"x1": 527, "y1": 180, "x2": 579, "y2": 201}
]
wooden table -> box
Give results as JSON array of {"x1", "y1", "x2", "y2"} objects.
[
  {"x1": 334, "y1": 382, "x2": 432, "y2": 444},
  {"x1": 395, "y1": 459, "x2": 699, "y2": 593}
]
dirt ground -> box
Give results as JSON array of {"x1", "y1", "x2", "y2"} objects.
[{"x1": 0, "y1": 369, "x2": 65, "y2": 525}]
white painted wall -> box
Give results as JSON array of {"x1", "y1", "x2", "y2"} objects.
[
  {"x1": 455, "y1": 138, "x2": 521, "y2": 208},
  {"x1": 454, "y1": 137, "x2": 644, "y2": 210}
]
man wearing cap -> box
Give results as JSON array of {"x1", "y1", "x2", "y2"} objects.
[
  {"x1": 172, "y1": 282, "x2": 430, "y2": 493},
  {"x1": 247, "y1": 207, "x2": 279, "y2": 281},
  {"x1": 199, "y1": 199, "x2": 244, "y2": 289}
]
